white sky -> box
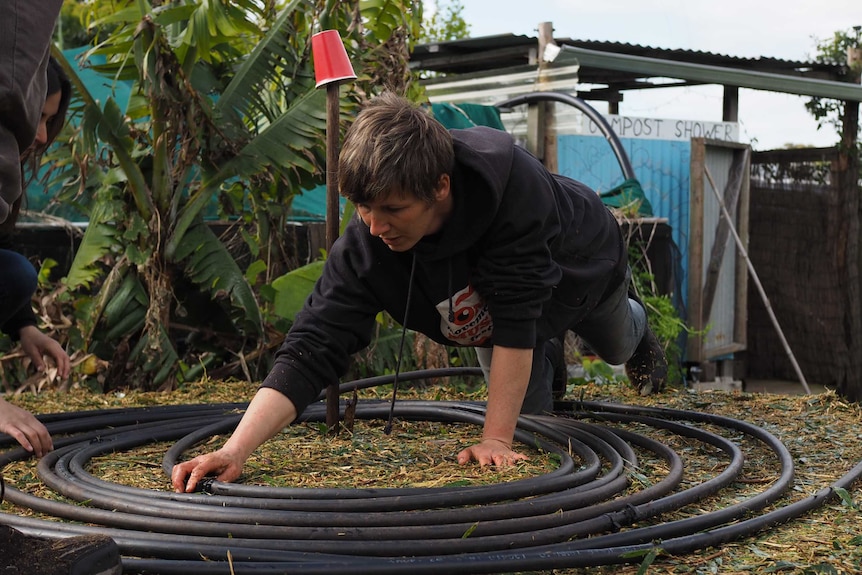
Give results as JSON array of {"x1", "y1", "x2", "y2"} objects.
[{"x1": 455, "y1": 0, "x2": 862, "y2": 150}]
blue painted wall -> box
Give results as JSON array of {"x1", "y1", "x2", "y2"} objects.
[{"x1": 557, "y1": 134, "x2": 691, "y2": 300}]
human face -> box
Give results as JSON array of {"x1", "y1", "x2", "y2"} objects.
[
  {"x1": 21, "y1": 90, "x2": 62, "y2": 158},
  {"x1": 356, "y1": 175, "x2": 452, "y2": 252}
]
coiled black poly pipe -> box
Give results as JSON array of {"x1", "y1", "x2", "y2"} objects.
[{"x1": 1, "y1": 368, "x2": 861, "y2": 575}]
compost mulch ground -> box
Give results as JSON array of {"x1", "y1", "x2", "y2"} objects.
[{"x1": 3, "y1": 378, "x2": 862, "y2": 574}]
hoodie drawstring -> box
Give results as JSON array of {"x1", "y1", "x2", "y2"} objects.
[
  {"x1": 447, "y1": 259, "x2": 455, "y2": 323},
  {"x1": 384, "y1": 252, "x2": 418, "y2": 435}
]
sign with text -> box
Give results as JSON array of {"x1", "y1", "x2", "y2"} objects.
[{"x1": 582, "y1": 114, "x2": 739, "y2": 142}]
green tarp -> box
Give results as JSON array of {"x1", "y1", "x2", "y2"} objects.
[
  {"x1": 599, "y1": 177, "x2": 654, "y2": 217},
  {"x1": 430, "y1": 102, "x2": 506, "y2": 131}
]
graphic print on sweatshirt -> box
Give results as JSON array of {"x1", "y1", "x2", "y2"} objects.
[{"x1": 436, "y1": 284, "x2": 492, "y2": 346}]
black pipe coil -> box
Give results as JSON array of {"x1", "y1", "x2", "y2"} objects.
[{"x1": 0, "y1": 368, "x2": 860, "y2": 574}]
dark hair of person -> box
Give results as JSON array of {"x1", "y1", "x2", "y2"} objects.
[
  {"x1": 338, "y1": 92, "x2": 454, "y2": 205},
  {"x1": 44, "y1": 57, "x2": 72, "y2": 152},
  {"x1": 20, "y1": 56, "x2": 72, "y2": 167},
  {"x1": 8, "y1": 56, "x2": 73, "y2": 230}
]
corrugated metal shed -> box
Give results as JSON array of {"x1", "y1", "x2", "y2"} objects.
[
  {"x1": 412, "y1": 33, "x2": 862, "y2": 372},
  {"x1": 411, "y1": 35, "x2": 854, "y2": 95}
]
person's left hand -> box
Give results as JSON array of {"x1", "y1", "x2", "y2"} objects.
[
  {"x1": 457, "y1": 438, "x2": 528, "y2": 467},
  {"x1": 18, "y1": 325, "x2": 70, "y2": 380}
]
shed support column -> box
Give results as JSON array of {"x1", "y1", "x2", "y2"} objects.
[
  {"x1": 528, "y1": 21, "x2": 558, "y2": 172},
  {"x1": 722, "y1": 85, "x2": 739, "y2": 122},
  {"x1": 837, "y1": 47, "x2": 862, "y2": 401}
]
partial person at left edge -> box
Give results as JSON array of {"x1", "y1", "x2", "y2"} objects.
[
  {"x1": 1, "y1": 6, "x2": 124, "y2": 574},
  {"x1": 0, "y1": 0, "x2": 65, "y2": 223},
  {"x1": 0, "y1": 56, "x2": 72, "y2": 458},
  {"x1": 1, "y1": 0, "x2": 65, "y2": 458}
]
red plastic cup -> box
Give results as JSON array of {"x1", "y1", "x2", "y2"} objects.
[{"x1": 312, "y1": 30, "x2": 357, "y2": 88}]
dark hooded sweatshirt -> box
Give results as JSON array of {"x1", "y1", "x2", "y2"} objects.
[{"x1": 261, "y1": 127, "x2": 627, "y2": 415}]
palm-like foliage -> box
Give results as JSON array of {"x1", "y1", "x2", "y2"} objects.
[{"x1": 52, "y1": 0, "x2": 424, "y2": 390}]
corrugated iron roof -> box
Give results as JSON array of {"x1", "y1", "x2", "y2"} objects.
[
  {"x1": 560, "y1": 39, "x2": 817, "y2": 67},
  {"x1": 411, "y1": 34, "x2": 848, "y2": 88},
  {"x1": 561, "y1": 45, "x2": 862, "y2": 102}
]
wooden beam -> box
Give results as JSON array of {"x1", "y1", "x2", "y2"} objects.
[
  {"x1": 687, "y1": 139, "x2": 706, "y2": 361},
  {"x1": 537, "y1": 22, "x2": 557, "y2": 172}
]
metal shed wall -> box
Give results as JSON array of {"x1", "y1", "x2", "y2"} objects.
[{"x1": 557, "y1": 134, "x2": 692, "y2": 299}]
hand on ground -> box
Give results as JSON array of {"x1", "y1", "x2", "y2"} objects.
[
  {"x1": 457, "y1": 438, "x2": 527, "y2": 467},
  {"x1": 0, "y1": 398, "x2": 53, "y2": 457}
]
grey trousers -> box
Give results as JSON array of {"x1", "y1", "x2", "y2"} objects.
[
  {"x1": 0, "y1": 0, "x2": 64, "y2": 223},
  {"x1": 477, "y1": 267, "x2": 647, "y2": 414}
]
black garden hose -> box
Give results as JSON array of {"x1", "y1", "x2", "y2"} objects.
[{"x1": 1, "y1": 368, "x2": 860, "y2": 574}]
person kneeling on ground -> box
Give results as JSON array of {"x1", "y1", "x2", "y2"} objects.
[
  {"x1": 0, "y1": 4, "x2": 123, "y2": 564},
  {"x1": 172, "y1": 92, "x2": 667, "y2": 493},
  {"x1": 1, "y1": 56, "x2": 74, "y2": 458}
]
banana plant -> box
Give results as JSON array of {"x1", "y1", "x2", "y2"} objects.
[
  {"x1": 58, "y1": 0, "x2": 328, "y2": 389},
  {"x1": 52, "y1": 0, "x2": 426, "y2": 390}
]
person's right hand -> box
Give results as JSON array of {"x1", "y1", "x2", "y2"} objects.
[
  {"x1": 0, "y1": 398, "x2": 53, "y2": 457},
  {"x1": 171, "y1": 449, "x2": 244, "y2": 493}
]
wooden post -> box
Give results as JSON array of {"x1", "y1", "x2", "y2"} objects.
[
  {"x1": 687, "y1": 139, "x2": 706, "y2": 360},
  {"x1": 722, "y1": 85, "x2": 739, "y2": 122},
  {"x1": 538, "y1": 22, "x2": 559, "y2": 173},
  {"x1": 310, "y1": 28, "x2": 355, "y2": 432},
  {"x1": 324, "y1": 83, "x2": 341, "y2": 433},
  {"x1": 325, "y1": 86, "x2": 340, "y2": 253},
  {"x1": 836, "y1": 47, "x2": 862, "y2": 401}
]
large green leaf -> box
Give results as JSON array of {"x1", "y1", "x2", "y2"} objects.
[
  {"x1": 166, "y1": 87, "x2": 326, "y2": 259},
  {"x1": 216, "y1": 0, "x2": 311, "y2": 126},
  {"x1": 170, "y1": 219, "x2": 263, "y2": 335},
  {"x1": 96, "y1": 269, "x2": 149, "y2": 342},
  {"x1": 218, "y1": 88, "x2": 326, "y2": 175},
  {"x1": 360, "y1": 0, "x2": 406, "y2": 43},
  {"x1": 64, "y1": 197, "x2": 125, "y2": 290},
  {"x1": 270, "y1": 260, "x2": 325, "y2": 321}
]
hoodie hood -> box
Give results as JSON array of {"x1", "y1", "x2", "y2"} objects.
[{"x1": 412, "y1": 127, "x2": 515, "y2": 261}]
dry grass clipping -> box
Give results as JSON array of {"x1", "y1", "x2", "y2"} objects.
[{"x1": 3, "y1": 379, "x2": 862, "y2": 574}]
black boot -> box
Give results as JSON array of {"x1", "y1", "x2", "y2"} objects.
[
  {"x1": 0, "y1": 524, "x2": 122, "y2": 575},
  {"x1": 545, "y1": 337, "x2": 568, "y2": 400},
  {"x1": 624, "y1": 325, "x2": 668, "y2": 396}
]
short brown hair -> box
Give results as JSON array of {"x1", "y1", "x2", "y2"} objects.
[{"x1": 338, "y1": 92, "x2": 454, "y2": 205}]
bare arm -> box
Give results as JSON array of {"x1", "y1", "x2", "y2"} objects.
[
  {"x1": 171, "y1": 387, "x2": 298, "y2": 492},
  {"x1": 457, "y1": 345, "x2": 531, "y2": 467}
]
